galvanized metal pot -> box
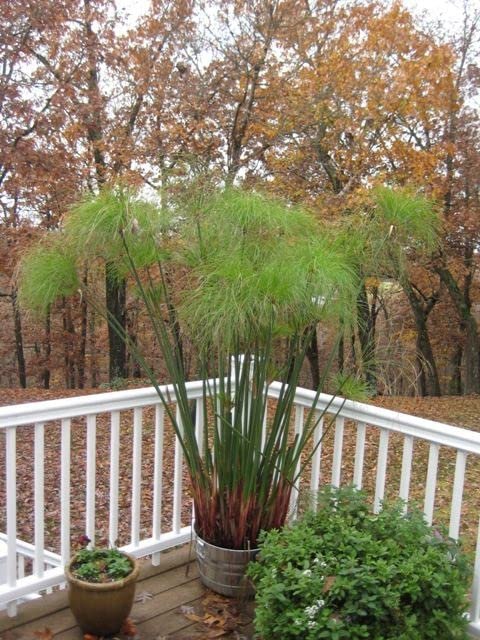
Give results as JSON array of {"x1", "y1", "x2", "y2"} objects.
[
  {"x1": 195, "y1": 533, "x2": 259, "y2": 598},
  {"x1": 65, "y1": 551, "x2": 139, "y2": 635}
]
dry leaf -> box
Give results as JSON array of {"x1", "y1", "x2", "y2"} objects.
[
  {"x1": 135, "y1": 590, "x2": 153, "y2": 604},
  {"x1": 33, "y1": 629, "x2": 54, "y2": 640},
  {"x1": 184, "y1": 611, "x2": 205, "y2": 624},
  {"x1": 180, "y1": 604, "x2": 195, "y2": 615},
  {"x1": 323, "y1": 575, "x2": 336, "y2": 593},
  {"x1": 121, "y1": 617, "x2": 138, "y2": 637},
  {"x1": 206, "y1": 630, "x2": 228, "y2": 638}
]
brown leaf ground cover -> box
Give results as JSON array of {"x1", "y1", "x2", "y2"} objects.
[{"x1": 0, "y1": 388, "x2": 479, "y2": 556}]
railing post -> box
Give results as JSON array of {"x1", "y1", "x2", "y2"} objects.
[
  {"x1": 471, "y1": 520, "x2": 480, "y2": 628},
  {"x1": 0, "y1": 539, "x2": 7, "y2": 611}
]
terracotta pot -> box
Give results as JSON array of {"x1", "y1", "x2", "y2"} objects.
[
  {"x1": 195, "y1": 532, "x2": 259, "y2": 598},
  {"x1": 65, "y1": 551, "x2": 139, "y2": 635}
]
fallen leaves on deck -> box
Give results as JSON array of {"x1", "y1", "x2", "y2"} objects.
[{"x1": 180, "y1": 592, "x2": 253, "y2": 638}]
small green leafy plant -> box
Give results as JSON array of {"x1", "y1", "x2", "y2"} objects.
[
  {"x1": 71, "y1": 538, "x2": 133, "y2": 584},
  {"x1": 248, "y1": 486, "x2": 471, "y2": 640}
]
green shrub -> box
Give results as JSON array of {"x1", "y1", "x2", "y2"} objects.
[{"x1": 247, "y1": 486, "x2": 471, "y2": 640}]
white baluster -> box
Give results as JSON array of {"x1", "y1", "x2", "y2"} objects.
[
  {"x1": 152, "y1": 405, "x2": 165, "y2": 566},
  {"x1": 399, "y1": 435, "x2": 414, "y2": 511},
  {"x1": 109, "y1": 411, "x2": 120, "y2": 548},
  {"x1": 289, "y1": 406, "x2": 304, "y2": 517},
  {"x1": 86, "y1": 415, "x2": 96, "y2": 545},
  {"x1": 34, "y1": 422, "x2": 45, "y2": 578},
  {"x1": 449, "y1": 450, "x2": 467, "y2": 540},
  {"x1": 61, "y1": 418, "x2": 71, "y2": 564},
  {"x1": 172, "y1": 406, "x2": 183, "y2": 535},
  {"x1": 373, "y1": 428, "x2": 389, "y2": 514},
  {"x1": 353, "y1": 422, "x2": 366, "y2": 489},
  {"x1": 424, "y1": 443, "x2": 440, "y2": 526},
  {"x1": 310, "y1": 413, "x2": 324, "y2": 493},
  {"x1": 470, "y1": 519, "x2": 480, "y2": 625},
  {"x1": 331, "y1": 416, "x2": 345, "y2": 488},
  {"x1": 6, "y1": 427, "x2": 17, "y2": 616},
  {"x1": 131, "y1": 408, "x2": 143, "y2": 547},
  {"x1": 17, "y1": 555, "x2": 24, "y2": 579},
  {"x1": 195, "y1": 398, "x2": 204, "y2": 458}
]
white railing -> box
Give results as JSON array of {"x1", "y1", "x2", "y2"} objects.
[
  {"x1": 0, "y1": 381, "x2": 479, "y2": 636},
  {"x1": 0, "y1": 534, "x2": 62, "y2": 616}
]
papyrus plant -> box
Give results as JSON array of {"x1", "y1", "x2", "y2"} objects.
[{"x1": 20, "y1": 186, "x2": 362, "y2": 549}]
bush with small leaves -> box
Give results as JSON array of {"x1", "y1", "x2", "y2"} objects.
[{"x1": 247, "y1": 486, "x2": 471, "y2": 640}]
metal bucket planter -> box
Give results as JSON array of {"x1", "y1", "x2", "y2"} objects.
[
  {"x1": 65, "y1": 552, "x2": 139, "y2": 635},
  {"x1": 195, "y1": 534, "x2": 259, "y2": 598}
]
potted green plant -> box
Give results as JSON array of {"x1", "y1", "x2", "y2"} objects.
[
  {"x1": 64, "y1": 536, "x2": 139, "y2": 636},
  {"x1": 20, "y1": 186, "x2": 362, "y2": 597}
]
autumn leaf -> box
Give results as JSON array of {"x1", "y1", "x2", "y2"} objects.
[
  {"x1": 322, "y1": 576, "x2": 336, "y2": 593},
  {"x1": 120, "y1": 618, "x2": 138, "y2": 637},
  {"x1": 33, "y1": 629, "x2": 54, "y2": 640}
]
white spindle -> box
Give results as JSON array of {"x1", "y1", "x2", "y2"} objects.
[
  {"x1": 86, "y1": 415, "x2": 96, "y2": 545},
  {"x1": 353, "y1": 421, "x2": 367, "y2": 489},
  {"x1": 60, "y1": 418, "x2": 71, "y2": 563},
  {"x1": 172, "y1": 406, "x2": 183, "y2": 535},
  {"x1": 310, "y1": 413, "x2": 323, "y2": 492},
  {"x1": 373, "y1": 428, "x2": 390, "y2": 513},
  {"x1": 109, "y1": 411, "x2": 120, "y2": 547},
  {"x1": 449, "y1": 450, "x2": 467, "y2": 540},
  {"x1": 195, "y1": 398, "x2": 204, "y2": 458},
  {"x1": 399, "y1": 435, "x2": 414, "y2": 510},
  {"x1": 6, "y1": 427, "x2": 16, "y2": 617},
  {"x1": 471, "y1": 519, "x2": 480, "y2": 624},
  {"x1": 331, "y1": 416, "x2": 345, "y2": 487},
  {"x1": 152, "y1": 405, "x2": 165, "y2": 566},
  {"x1": 17, "y1": 555, "x2": 25, "y2": 579},
  {"x1": 131, "y1": 408, "x2": 143, "y2": 547},
  {"x1": 289, "y1": 406, "x2": 304, "y2": 516},
  {"x1": 261, "y1": 403, "x2": 267, "y2": 451},
  {"x1": 424, "y1": 442, "x2": 440, "y2": 526},
  {"x1": 34, "y1": 422, "x2": 45, "y2": 578}
]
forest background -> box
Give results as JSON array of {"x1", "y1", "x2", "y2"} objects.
[{"x1": 1, "y1": 0, "x2": 480, "y2": 398}]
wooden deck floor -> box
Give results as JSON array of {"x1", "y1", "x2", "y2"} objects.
[{"x1": 0, "y1": 547, "x2": 255, "y2": 639}]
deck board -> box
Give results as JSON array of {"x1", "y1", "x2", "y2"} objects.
[{"x1": 0, "y1": 547, "x2": 254, "y2": 639}]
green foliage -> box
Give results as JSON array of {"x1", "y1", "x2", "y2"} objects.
[
  {"x1": 373, "y1": 187, "x2": 440, "y2": 252},
  {"x1": 65, "y1": 186, "x2": 171, "y2": 277},
  {"x1": 248, "y1": 486, "x2": 471, "y2": 640},
  {"x1": 71, "y1": 548, "x2": 133, "y2": 583},
  {"x1": 18, "y1": 237, "x2": 80, "y2": 315},
  {"x1": 178, "y1": 188, "x2": 357, "y2": 351}
]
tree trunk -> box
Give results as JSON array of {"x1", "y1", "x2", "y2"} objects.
[
  {"x1": 89, "y1": 306, "x2": 98, "y2": 387},
  {"x1": 402, "y1": 281, "x2": 441, "y2": 397},
  {"x1": 41, "y1": 308, "x2": 51, "y2": 389},
  {"x1": 356, "y1": 283, "x2": 377, "y2": 391},
  {"x1": 11, "y1": 288, "x2": 26, "y2": 388},
  {"x1": 448, "y1": 343, "x2": 462, "y2": 395},
  {"x1": 306, "y1": 327, "x2": 320, "y2": 390},
  {"x1": 105, "y1": 264, "x2": 126, "y2": 381},
  {"x1": 436, "y1": 264, "x2": 480, "y2": 394},
  {"x1": 62, "y1": 298, "x2": 76, "y2": 388},
  {"x1": 78, "y1": 274, "x2": 88, "y2": 389}
]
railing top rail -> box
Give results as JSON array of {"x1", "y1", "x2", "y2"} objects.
[
  {"x1": 267, "y1": 382, "x2": 480, "y2": 455},
  {"x1": 1, "y1": 378, "x2": 480, "y2": 454},
  {"x1": 0, "y1": 379, "x2": 209, "y2": 428}
]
